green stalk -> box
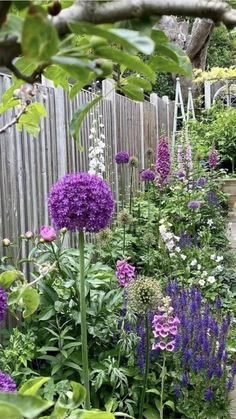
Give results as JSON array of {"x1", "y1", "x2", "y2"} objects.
[
  {"x1": 160, "y1": 354, "x2": 166, "y2": 419},
  {"x1": 139, "y1": 313, "x2": 150, "y2": 419},
  {"x1": 147, "y1": 182, "x2": 150, "y2": 222},
  {"x1": 129, "y1": 166, "x2": 134, "y2": 214},
  {"x1": 79, "y1": 230, "x2": 90, "y2": 409},
  {"x1": 123, "y1": 224, "x2": 126, "y2": 257}
]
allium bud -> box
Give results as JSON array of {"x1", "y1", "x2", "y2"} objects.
[
  {"x1": 96, "y1": 228, "x2": 113, "y2": 244},
  {"x1": 145, "y1": 148, "x2": 154, "y2": 160},
  {"x1": 60, "y1": 227, "x2": 67, "y2": 234},
  {"x1": 2, "y1": 238, "x2": 10, "y2": 247},
  {"x1": 127, "y1": 276, "x2": 162, "y2": 314},
  {"x1": 117, "y1": 209, "x2": 133, "y2": 226},
  {"x1": 129, "y1": 156, "x2": 138, "y2": 168}
]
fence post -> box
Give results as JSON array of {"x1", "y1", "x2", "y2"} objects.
[
  {"x1": 150, "y1": 92, "x2": 159, "y2": 141},
  {"x1": 102, "y1": 79, "x2": 119, "y2": 209},
  {"x1": 204, "y1": 81, "x2": 211, "y2": 109}
]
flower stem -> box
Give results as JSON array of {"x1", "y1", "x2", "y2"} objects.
[
  {"x1": 129, "y1": 166, "x2": 133, "y2": 214},
  {"x1": 139, "y1": 313, "x2": 150, "y2": 419},
  {"x1": 79, "y1": 230, "x2": 90, "y2": 409},
  {"x1": 160, "y1": 353, "x2": 166, "y2": 419},
  {"x1": 123, "y1": 225, "x2": 126, "y2": 257}
]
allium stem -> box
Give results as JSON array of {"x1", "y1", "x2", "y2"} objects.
[
  {"x1": 123, "y1": 225, "x2": 126, "y2": 257},
  {"x1": 160, "y1": 354, "x2": 166, "y2": 419},
  {"x1": 79, "y1": 230, "x2": 90, "y2": 409},
  {"x1": 139, "y1": 313, "x2": 150, "y2": 419},
  {"x1": 129, "y1": 166, "x2": 134, "y2": 215}
]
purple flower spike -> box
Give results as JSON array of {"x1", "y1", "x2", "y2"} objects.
[
  {"x1": 116, "y1": 259, "x2": 135, "y2": 287},
  {"x1": 197, "y1": 177, "x2": 206, "y2": 188},
  {"x1": 204, "y1": 388, "x2": 213, "y2": 402},
  {"x1": 0, "y1": 371, "x2": 16, "y2": 392},
  {"x1": 208, "y1": 146, "x2": 217, "y2": 169},
  {"x1": 140, "y1": 169, "x2": 155, "y2": 182},
  {"x1": 115, "y1": 151, "x2": 129, "y2": 164},
  {"x1": 188, "y1": 200, "x2": 201, "y2": 210},
  {"x1": 48, "y1": 172, "x2": 114, "y2": 233},
  {"x1": 156, "y1": 136, "x2": 171, "y2": 187},
  {"x1": 0, "y1": 288, "x2": 7, "y2": 322}
]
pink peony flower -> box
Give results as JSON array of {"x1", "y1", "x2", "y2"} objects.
[{"x1": 40, "y1": 225, "x2": 56, "y2": 242}]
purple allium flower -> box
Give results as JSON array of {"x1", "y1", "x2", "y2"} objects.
[
  {"x1": 116, "y1": 259, "x2": 135, "y2": 287},
  {"x1": 40, "y1": 225, "x2": 56, "y2": 242},
  {"x1": 208, "y1": 146, "x2": 217, "y2": 169},
  {"x1": 204, "y1": 387, "x2": 213, "y2": 402},
  {"x1": 115, "y1": 151, "x2": 129, "y2": 164},
  {"x1": 48, "y1": 173, "x2": 114, "y2": 233},
  {"x1": 187, "y1": 200, "x2": 201, "y2": 210},
  {"x1": 140, "y1": 169, "x2": 155, "y2": 182},
  {"x1": 0, "y1": 371, "x2": 16, "y2": 392},
  {"x1": 197, "y1": 177, "x2": 206, "y2": 188},
  {"x1": 156, "y1": 136, "x2": 171, "y2": 186},
  {"x1": 0, "y1": 288, "x2": 7, "y2": 322}
]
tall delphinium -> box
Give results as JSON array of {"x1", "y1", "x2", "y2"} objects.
[
  {"x1": 0, "y1": 287, "x2": 7, "y2": 323},
  {"x1": 156, "y1": 136, "x2": 171, "y2": 188},
  {"x1": 88, "y1": 81, "x2": 105, "y2": 178},
  {"x1": 152, "y1": 297, "x2": 180, "y2": 419},
  {"x1": 167, "y1": 282, "x2": 234, "y2": 417},
  {"x1": 127, "y1": 276, "x2": 162, "y2": 418},
  {"x1": 129, "y1": 156, "x2": 138, "y2": 214},
  {"x1": 48, "y1": 172, "x2": 114, "y2": 409},
  {"x1": 208, "y1": 144, "x2": 218, "y2": 170},
  {"x1": 115, "y1": 151, "x2": 130, "y2": 209}
]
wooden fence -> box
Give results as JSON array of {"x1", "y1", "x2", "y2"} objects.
[{"x1": 0, "y1": 74, "x2": 174, "y2": 247}]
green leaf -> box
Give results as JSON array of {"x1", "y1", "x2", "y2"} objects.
[
  {"x1": 122, "y1": 76, "x2": 152, "y2": 91},
  {"x1": 70, "y1": 382, "x2": 86, "y2": 407},
  {"x1": 69, "y1": 22, "x2": 154, "y2": 54},
  {"x1": 0, "y1": 394, "x2": 53, "y2": 419},
  {"x1": 69, "y1": 95, "x2": 102, "y2": 146},
  {"x1": 22, "y1": 10, "x2": 59, "y2": 63},
  {"x1": 0, "y1": 14, "x2": 23, "y2": 42},
  {"x1": 81, "y1": 411, "x2": 115, "y2": 419},
  {"x1": 151, "y1": 29, "x2": 169, "y2": 44},
  {"x1": 120, "y1": 84, "x2": 144, "y2": 101},
  {"x1": 146, "y1": 389, "x2": 161, "y2": 396},
  {"x1": 17, "y1": 102, "x2": 47, "y2": 136},
  {"x1": 0, "y1": 271, "x2": 23, "y2": 289},
  {"x1": 0, "y1": 402, "x2": 22, "y2": 419},
  {"x1": 19, "y1": 377, "x2": 50, "y2": 396},
  {"x1": 95, "y1": 46, "x2": 156, "y2": 83},
  {"x1": 21, "y1": 287, "x2": 40, "y2": 318},
  {"x1": 44, "y1": 65, "x2": 70, "y2": 91},
  {"x1": 51, "y1": 56, "x2": 98, "y2": 81},
  {"x1": 69, "y1": 72, "x2": 95, "y2": 99},
  {"x1": 143, "y1": 407, "x2": 160, "y2": 419},
  {"x1": 164, "y1": 400, "x2": 175, "y2": 410}
]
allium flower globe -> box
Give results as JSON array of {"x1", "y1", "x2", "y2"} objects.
[
  {"x1": 48, "y1": 173, "x2": 114, "y2": 233},
  {"x1": 115, "y1": 151, "x2": 129, "y2": 164},
  {"x1": 140, "y1": 169, "x2": 155, "y2": 182},
  {"x1": 0, "y1": 371, "x2": 16, "y2": 392}
]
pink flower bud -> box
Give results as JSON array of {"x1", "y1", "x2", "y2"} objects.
[
  {"x1": 25, "y1": 231, "x2": 33, "y2": 239},
  {"x1": 40, "y1": 226, "x2": 56, "y2": 242}
]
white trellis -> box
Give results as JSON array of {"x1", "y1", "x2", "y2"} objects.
[{"x1": 204, "y1": 78, "x2": 236, "y2": 108}]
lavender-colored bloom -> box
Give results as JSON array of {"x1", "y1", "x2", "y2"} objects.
[
  {"x1": 208, "y1": 146, "x2": 217, "y2": 169},
  {"x1": 140, "y1": 169, "x2": 155, "y2": 182},
  {"x1": 156, "y1": 136, "x2": 171, "y2": 186},
  {"x1": 226, "y1": 378, "x2": 234, "y2": 391},
  {"x1": 48, "y1": 173, "x2": 114, "y2": 233},
  {"x1": 179, "y1": 231, "x2": 192, "y2": 249},
  {"x1": 182, "y1": 372, "x2": 189, "y2": 388},
  {"x1": 116, "y1": 259, "x2": 135, "y2": 287},
  {"x1": 0, "y1": 371, "x2": 16, "y2": 392},
  {"x1": 115, "y1": 151, "x2": 129, "y2": 164},
  {"x1": 173, "y1": 383, "x2": 181, "y2": 398},
  {"x1": 0, "y1": 288, "x2": 7, "y2": 322},
  {"x1": 207, "y1": 191, "x2": 218, "y2": 206},
  {"x1": 197, "y1": 177, "x2": 206, "y2": 188},
  {"x1": 231, "y1": 363, "x2": 236, "y2": 376},
  {"x1": 188, "y1": 200, "x2": 200, "y2": 210},
  {"x1": 185, "y1": 141, "x2": 193, "y2": 172},
  {"x1": 204, "y1": 388, "x2": 213, "y2": 402},
  {"x1": 177, "y1": 144, "x2": 184, "y2": 174},
  {"x1": 40, "y1": 225, "x2": 56, "y2": 242},
  {"x1": 215, "y1": 296, "x2": 222, "y2": 311}
]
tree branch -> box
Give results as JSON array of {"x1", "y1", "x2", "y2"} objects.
[
  {"x1": 0, "y1": 104, "x2": 27, "y2": 135},
  {"x1": 0, "y1": 1, "x2": 12, "y2": 28},
  {"x1": 53, "y1": 0, "x2": 236, "y2": 34},
  {"x1": 7, "y1": 62, "x2": 47, "y2": 84}
]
